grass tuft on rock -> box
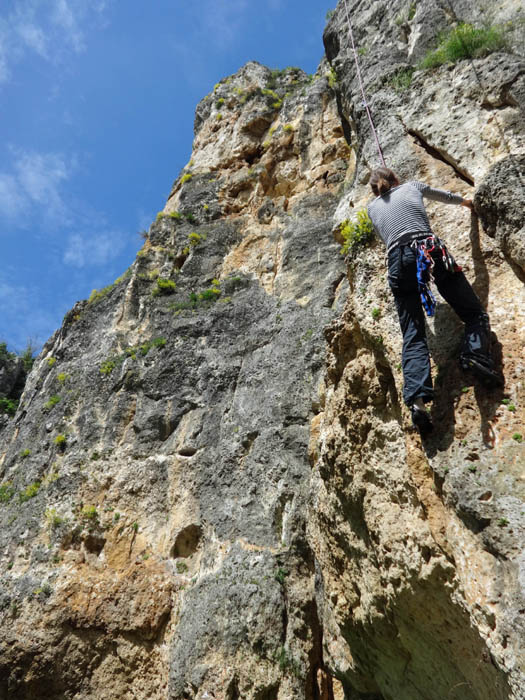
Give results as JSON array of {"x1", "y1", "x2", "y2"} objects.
[{"x1": 420, "y1": 23, "x2": 507, "y2": 70}]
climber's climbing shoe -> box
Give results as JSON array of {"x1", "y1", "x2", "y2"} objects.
[
  {"x1": 461, "y1": 357, "x2": 504, "y2": 389},
  {"x1": 410, "y1": 404, "x2": 433, "y2": 435}
]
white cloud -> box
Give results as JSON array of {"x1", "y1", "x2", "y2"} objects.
[
  {"x1": 52, "y1": 0, "x2": 84, "y2": 53},
  {"x1": 63, "y1": 231, "x2": 125, "y2": 268},
  {"x1": 202, "y1": 0, "x2": 249, "y2": 46},
  {"x1": 16, "y1": 22, "x2": 48, "y2": 57},
  {"x1": 0, "y1": 149, "x2": 70, "y2": 223},
  {"x1": 0, "y1": 0, "x2": 111, "y2": 85},
  {"x1": 0, "y1": 174, "x2": 26, "y2": 219}
]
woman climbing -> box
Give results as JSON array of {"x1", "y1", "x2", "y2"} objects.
[{"x1": 367, "y1": 167, "x2": 502, "y2": 435}]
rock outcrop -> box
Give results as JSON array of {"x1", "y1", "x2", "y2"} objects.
[{"x1": 0, "y1": 1, "x2": 524, "y2": 699}]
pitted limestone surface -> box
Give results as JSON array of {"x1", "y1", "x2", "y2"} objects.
[{"x1": 0, "y1": 1, "x2": 524, "y2": 698}]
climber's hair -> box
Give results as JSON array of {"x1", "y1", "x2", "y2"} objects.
[{"x1": 370, "y1": 168, "x2": 399, "y2": 196}]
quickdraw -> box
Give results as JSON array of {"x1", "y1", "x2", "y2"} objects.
[{"x1": 411, "y1": 236, "x2": 461, "y2": 317}]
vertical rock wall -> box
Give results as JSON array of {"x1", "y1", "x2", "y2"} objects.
[
  {"x1": 0, "y1": 1, "x2": 524, "y2": 699},
  {"x1": 0, "y1": 64, "x2": 351, "y2": 699},
  {"x1": 312, "y1": 1, "x2": 525, "y2": 698}
]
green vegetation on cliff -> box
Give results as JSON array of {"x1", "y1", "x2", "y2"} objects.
[{"x1": 420, "y1": 23, "x2": 507, "y2": 69}]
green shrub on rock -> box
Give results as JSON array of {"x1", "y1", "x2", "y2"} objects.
[
  {"x1": 420, "y1": 23, "x2": 507, "y2": 70},
  {"x1": 19, "y1": 481, "x2": 40, "y2": 503},
  {"x1": 340, "y1": 209, "x2": 375, "y2": 256},
  {"x1": 152, "y1": 278, "x2": 177, "y2": 297},
  {"x1": 54, "y1": 434, "x2": 67, "y2": 449},
  {"x1": 0, "y1": 483, "x2": 15, "y2": 503},
  {"x1": 44, "y1": 395, "x2": 61, "y2": 411}
]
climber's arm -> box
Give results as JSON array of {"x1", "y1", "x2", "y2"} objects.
[{"x1": 417, "y1": 182, "x2": 465, "y2": 205}]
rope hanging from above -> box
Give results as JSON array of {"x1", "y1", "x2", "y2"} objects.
[{"x1": 341, "y1": 0, "x2": 387, "y2": 168}]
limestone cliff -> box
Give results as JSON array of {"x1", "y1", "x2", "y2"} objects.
[{"x1": 0, "y1": 1, "x2": 524, "y2": 699}]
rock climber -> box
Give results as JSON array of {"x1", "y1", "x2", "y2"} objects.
[{"x1": 367, "y1": 167, "x2": 502, "y2": 435}]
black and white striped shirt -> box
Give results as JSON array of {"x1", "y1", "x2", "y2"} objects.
[{"x1": 367, "y1": 181, "x2": 464, "y2": 252}]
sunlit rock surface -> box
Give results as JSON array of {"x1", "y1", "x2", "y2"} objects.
[{"x1": 0, "y1": 1, "x2": 524, "y2": 698}]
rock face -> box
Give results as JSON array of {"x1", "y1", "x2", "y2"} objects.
[{"x1": 0, "y1": 1, "x2": 524, "y2": 699}]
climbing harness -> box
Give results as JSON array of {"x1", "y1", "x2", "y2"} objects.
[
  {"x1": 413, "y1": 238, "x2": 437, "y2": 317},
  {"x1": 411, "y1": 236, "x2": 461, "y2": 317},
  {"x1": 341, "y1": 0, "x2": 386, "y2": 168}
]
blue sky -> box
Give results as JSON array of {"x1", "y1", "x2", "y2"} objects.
[{"x1": 0, "y1": 0, "x2": 333, "y2": 353}]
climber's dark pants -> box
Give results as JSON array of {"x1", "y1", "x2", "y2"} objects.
[{"x1": 387, "y1": 243, "x2": 491, "y2": 406}]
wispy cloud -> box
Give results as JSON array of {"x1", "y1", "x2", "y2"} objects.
[
  {"x1": 63, "y1": 231, "x2": 126, "y2": 268},
  {"x1": 52, "y1": 0, "x2": 84, "y2": 53},
  {"x1": 200, "y1": 0, "x2": 249, "y2": 48},
  {"x1": 16, "y1": 21, "x2": 48, "y2": 58},
  {"x1": 0, "y1": 0, "x2": 111, "y2": 84},
  {"x1": 0, "y1": 149, "x2": 71, "y2": 224}
]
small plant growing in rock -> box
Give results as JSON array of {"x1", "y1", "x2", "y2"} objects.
[
  {"x1": 199, "y1": 288, "x2": 220, "y2": 301},
  {"x1": 283, "y1": 124, "x2": 294, "y2": 132},
  {"x1": 100, "y1": 359, "x2": 117, "y2": 376},
  {"x1": 512, "y1": 433, "x2": 523, "y2": 443},
  {"x1": 216, "y1": 97, "x2": 224, "y2": 107},
  {"x1": 387, "y1": 67, "x2": 414, "y2": 92},
  {"x1": 88, "y1": 284, "x2": 114, "y2": 305},
  {"x1": 20, "y1": 449, "x2": 31, "y2": 458},
  {"x1": 57, "y1": 373, "x2": 68, "y2": 384},
  {"x1": 44, "y1": 395, "x2": 61, "y2": 411},
  {"x1": 169, "y1": 211, "x2": 182, "y2": 220},
  {"x1": 327, "y1": 66, "x2": 338, "y2": 88},
  {"x1": 81, "y1": 505, "x2": 98, "y2": 521},
  {"x1": 176, "y1": 561, "x2": 188, "y2": 574},
  {"x1": 497, "y1": 517, "x2": 509, "y2": 527},
  {"x1": 340, "y1": 210, "x2": 375, "y2": 256},
  {"x1": 0, "y1": 482, "x2": 15, "y2": 503},
  {"x1": 507, "y1": 403, "x2": 516, "y2": 412},
  {"x1": 275, "y1": 568, "x2": 289, "y2": 585},
  {"x1": 156, "y1": 211, "x2": 165, "y2": 222},
  {"x1": 152, "y1": 278, "x2": 177, "y2": 297},
  {"x1": 45, "y1": 508, "x2": 64, "y2": 529},
  {"x1": 181, "y1": 173, "x2": 193, "y2": 184},
  {"x1": 54, "y1": 434, "x2": 67, "y2": 449},
  {"x1": 33, "y1": 583, "x2": 52, "y2": 598},
  {"x1": 371, "y1": 307, "x2": 381, "y2": 320},
  {"x1": 47, "y1": 357, "x2": 57, "y2": 367},
  {"x1": 19, "y1": 482, "x2": 40, "y2": 503},
  {"x1": 185, "y1": 212, "x2": 197, "y2": 223},
  {"x1": 188, "y1": 232, "x2": 203, "y2": 246},
  {"x1": 132, "y1": 522, "x2": 139, "y2": 533}
]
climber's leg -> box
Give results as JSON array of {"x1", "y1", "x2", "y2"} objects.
[
  {"x1": 388, "y1": 245, "x2": 434, "y2": 407},
  {"x1": 432, "y1": 256, "x2": 503, "y2": 387}
]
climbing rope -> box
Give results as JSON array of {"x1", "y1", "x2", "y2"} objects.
[{"x1": 341, "y1": 0, "x2": 387, "y2": 167}]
